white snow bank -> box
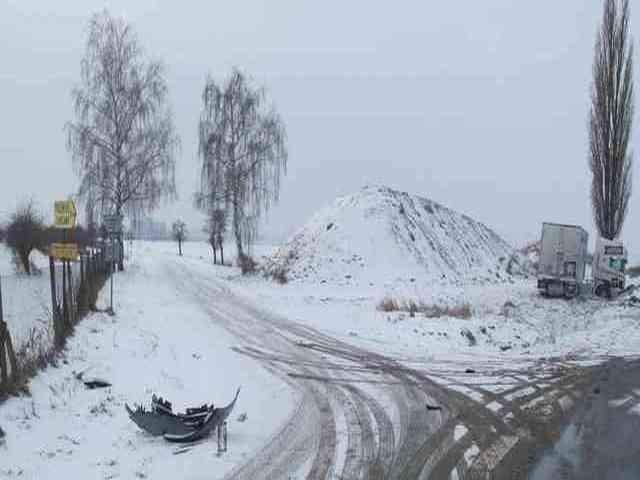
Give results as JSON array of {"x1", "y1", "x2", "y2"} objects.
[{"x1": 265, "y1": 185, "x2": 531, "y2": 295}]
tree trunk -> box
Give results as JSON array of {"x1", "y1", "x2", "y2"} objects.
[
  {"x1": 232, "y1": 199, "x2": 244, "y2": 263},
  {"x1": 212, "y1": 244, "x2": 217, "y2": 264},
  {"x1": 4, "y1": 326, "x2": 17, "y2": 383},
  {"x1": 220, "y1": 241, "x2": 224, "y2": 265},
  {"x1": 62, "y1": 261, "x2": 68, "y2": 329},
  {"x1": 178, "y1": 239, "x2": 183, "y2": 256},
  {"x1": 0, "y1": 322, "x2": 7, "y2": 388},
  {"x1": 21, "y1": 251, "x2": 30, "y2": 275}
]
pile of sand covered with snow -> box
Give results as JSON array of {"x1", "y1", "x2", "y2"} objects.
[{"x1": 265, "y1": 185, "x2": 531, "y2": 291}]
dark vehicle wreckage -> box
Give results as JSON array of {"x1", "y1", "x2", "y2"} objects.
[{"x1": 125, "y1": 387, "x2": 240, "y2": 447}]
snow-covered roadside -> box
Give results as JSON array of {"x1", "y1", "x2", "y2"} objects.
[
  {"x1": 144, "y1": 240, "x2": 640, "y2": 363},
  {"x1": 0, "y1": 243, "x2": 295, "y2": 480},
  {"x1": 226, "y1": 258, "x2": 640, "y2": 364}
]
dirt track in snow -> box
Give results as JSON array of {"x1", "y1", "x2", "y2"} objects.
[{"x1": 167, "y1": 258, "x2": 601, "y2": 479}]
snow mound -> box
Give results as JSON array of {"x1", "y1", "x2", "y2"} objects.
[{"x1": 265, "y1": 185, "x2": 528, "y2": 289}]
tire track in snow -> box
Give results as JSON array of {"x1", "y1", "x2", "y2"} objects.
[
  {"x1": 343, "y1": 385, "x2": 396, "y2": 479},
  {"x1": 165, "y1": 258, "x2": 549, "y2": 479}
]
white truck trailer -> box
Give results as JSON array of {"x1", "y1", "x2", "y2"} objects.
[
  {"x1": 592, "y1": 236, "x2": 627, "y2": 298},
  {"x1": 537, "y1": 222, "x2": 588, "y2": 298}
]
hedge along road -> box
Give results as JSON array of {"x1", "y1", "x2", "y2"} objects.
[{"x1": 165, "y1": 254, "x2": 604, "y2": 480}]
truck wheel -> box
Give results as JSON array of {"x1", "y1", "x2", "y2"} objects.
[
  {"x1": 595, "y1": 284, "x2": 611, "y2": 299},
  {"x1": 563, "y1": 284, "x2": 576, "y2": 299}
]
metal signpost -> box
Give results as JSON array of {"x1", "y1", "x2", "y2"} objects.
[
  {"x1": 54, "y1": 201, "x2": 77, "y2": 230},
  {"x1": 104, "y1": 214, "x2": 123, "y2": 316},
  {"x1": 50, "y1": 243, "x2": 80, "y2": 262},
  {"x1": 50, "y1": 200, "x2": 78, "y2": 335},
  {"x1": 51, "y1": 201, "x2": 79, "y2": 262}
]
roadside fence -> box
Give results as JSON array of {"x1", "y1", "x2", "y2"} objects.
[{"x1": 0, "y1": 247, "x2": 110, "y2": 397}]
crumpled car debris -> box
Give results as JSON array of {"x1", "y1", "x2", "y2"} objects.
[{"x1": 126, "y1": 387, "x2": 240, "y2": 443}]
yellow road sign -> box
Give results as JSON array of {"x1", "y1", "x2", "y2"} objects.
[
  {"x1": 54, "y1": 201, "x2": 77, "y2": 229},
  {"x1": 50, "y1": 243, "x2": 79, "y2": 261}
]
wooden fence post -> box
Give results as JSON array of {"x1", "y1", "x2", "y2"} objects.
[
  {"x1": 49, "y1": 256, "x2": 62, "y2": 347},
  {"x1": 4, "y1": 324, "x2": 16, "y2": 384},
  {"x1": 67, "y1": 261, "x2": 74, "y2": 325},
  {"x1": 62, "y1": 260, "x2": 68, "y2": 331},
  {"x1": 0, "y1": 274, "x2": 3, "y2": 325},
  {"x1": 0, "y1": 322, "x2": 6, "y2": 388},
  {"x1": 0, "y1": 321, "x2": 15, "y2": 388}
]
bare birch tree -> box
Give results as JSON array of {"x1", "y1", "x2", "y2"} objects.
[
  {"x1": 197, "y1": 69, "x2": 287, "y2": 271},
  {"x1": 589, "y1": 0, "x2": 634, "y2": 240},
  {"x1": 66, "y1": 10, "x2": 179, "y2": 268}
]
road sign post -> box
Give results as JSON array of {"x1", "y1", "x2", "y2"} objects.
[
  {"x1": 103, "y1": 215, "x2": 123, "y2": 316},
  {"x1": 50, "y1": 243, "x2": 80, "y2": 262},
  {"x1": 50, "y1": 200, "x2": 79, "y2": 328},
  {"x1": 54, "y1": 201, "x2": 77, "y2": 229}
]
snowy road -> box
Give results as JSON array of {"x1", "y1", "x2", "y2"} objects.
[
  {"x1": 163, "y1": 255, "x2": 597, "y2": 479},
  {"x1": 0, "y1": 245, "x2": 612, "y2": 479}
]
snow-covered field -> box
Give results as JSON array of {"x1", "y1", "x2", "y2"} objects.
[
  {"x1": 0, "y1": 244, "x2": 55, "y2": 351},
  {"x1": 234, "y1": 272, "x2": 640, "y2": 361},
  {"x1": 0, "y1": 243, "x2": 13, "y2": 275},
  {"x1": 144, "y1": 240, "x2": 640, "y2": 362}
]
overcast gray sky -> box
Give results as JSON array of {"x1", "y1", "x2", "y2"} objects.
[{"x1": 1, "y1": 1, "x2": 639, "y2": 256}]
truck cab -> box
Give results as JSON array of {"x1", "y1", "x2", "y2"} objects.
[{"x1": 592, "y1": 237, "x2": 627, "y2": 298}]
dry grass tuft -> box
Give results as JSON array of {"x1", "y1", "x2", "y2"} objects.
[
  {"x1": 272, "y1": 268, "x2": 289, "y2": 285},
  {"x1": 377, "y1": 297, "x2": 472, "y2": 319},
  {"x1": 378, "y1": 297, "x2": 401, "y2": 312},
  {"x1": 238, "y1": 254, "x2": 258, "y2": 275},
  {"x1": 1, "y1": 326, "x2": 56, "y2": 398}
]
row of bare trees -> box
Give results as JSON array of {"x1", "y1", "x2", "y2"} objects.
[{"x1": 66, "y1": 10, "x2": 287, "y2": 271}]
